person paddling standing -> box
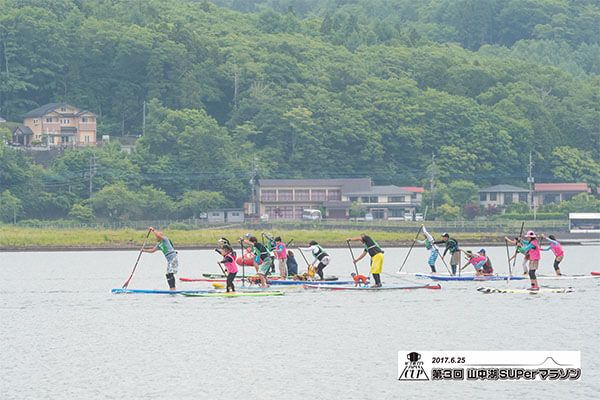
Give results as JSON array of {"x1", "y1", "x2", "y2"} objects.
[
  {"x1": 518, "y1": 231, "x2": 541, "y2": 290},
  {"x1": 348, "y1": 234, "x2": 384, "y2": 287},
  {"x1": 274, "y1": 236, "x2": 288, "y2": 279},
  {"x1": 220, "y1": 244, "x2": 238, "y2": 292},
  {"x1": 541, "y1": 234, "x2": 564, "y2": 276},
  {"x1": 142, "y1": 227, "x2": 179, "y2": 290},
  {"x1": 245, "y1": 236, "x2": 272, "y2": 288},
  {"x1": 300, "y1": 241, "x2": 331, "y2": 280},
  {"x1": 434, "y1": 233, "x2": 460, "y2": 275},
  {"x1": 417, "y1": 225, "x2": 439, "y2": 273}
]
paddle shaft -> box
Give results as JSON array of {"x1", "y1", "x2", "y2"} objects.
[
  {"x1": 398, "y1": 225, "x2": 423, "y2": 273},
  {"x1": 217, "y1": 261, "x2": 226, "y2": 276},
  {"x1": 510, "y1": 222, "x2": 525, "y2": 275},
  {"x1": 122, "y1": 229, "x2": 152, "y2": 288},
  {"x1": 239, "y1": 239, "x2": 245, "y2": 287},
  {"x1": 297, "y1": 246, "x2": 311, "y2": 267},
  {"x1": 346, "y1": 240, "x2": 360, "y2": 276},
  {"x1": 505, "y1": 238, "x2": 512, "y2": 282}
]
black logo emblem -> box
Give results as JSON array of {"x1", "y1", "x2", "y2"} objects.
[{"x1": 399, "y1": 352, "x2": 429, "y2": 381}]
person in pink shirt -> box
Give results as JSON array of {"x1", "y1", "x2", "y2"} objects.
[
  {"x1": 219, "y1": 245, "x2": 238, "y2": 292},
  {"x1": 461, "y1": 250, "x2": 488, "y2": 276},
  {"x1": 274, "y1": 236, "x2": 288, "y2": 279},
  {"x1": 519, "y1": 231, "x2": 541, "y2": 290},
  {"x1": 541, "y1": 234, "x2": 564, "y2": 276}
]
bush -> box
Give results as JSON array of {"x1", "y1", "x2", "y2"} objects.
[
  {"x1": 68, "y1": 204, "x2": 95, "y2": 223},
  {"x1": 499, "y1": 213, "x2": 565, "y2": 220}
]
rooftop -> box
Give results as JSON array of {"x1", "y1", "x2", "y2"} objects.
[
  {"x1": 534, "y1": 183, "x2": 590, "y2": 192},
  {"x1": 399, "y1": 186, "x2": 425, "y2": 193},
  {"x1": 345, "y1": 185, "x2": 413, "y2": 196},
  {"x1": 23, "y1": 103, "x2": 95, "y2": 118},
  {"x1": 13, "y1": 125, "x2": 33, "y2": 135},
  {"x1": 259, "y1": 178, "x2": 372, "y2": 192},
  {"x1": 479, "y1": 184, "x2": 529, "y2": 193}
]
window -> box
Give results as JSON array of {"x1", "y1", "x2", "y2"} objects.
[
  {"x1": 489, "y1": 193, "x2": 497, "y2": 201},
  {"x1": 369, "y1": 196, "x2": 379, "y2": 203},
  {"x1": 479, "y1": 193, "x2": 487, "y2": 202},
  {"x1": 544, "y1": 194, "x2": 560, "y2": 204},
  {"x1": 33, "y1": 119, "x2": 39, "y2": 124},
  {"x1": 518, "y1": 193, "x2": 528, "y2": 202},
  {"x1": 311, "y1": 190, "x2": 326, "y2": 201},
  {"x1": 278, "y1": 189, "x2": 293, "y2": 201},
  {"x1": 261, "y1": 189, "x2": 276, "y2": 202},
  {"x1": 327, "y1": 190, "x2": 341, "y2": 201},
  {"x1": 294, "y1": 207, "x2": 304, "y2": 220},
  {"x1": 361, "y1": 197, "x2": 369, "y2": 202},
  {"x1": 81, "y1": 117, "x2": 88, "y2": 123},
  {"x1": 389, "y1": 209, "x2": 404, "y2": 217},
  {"x1": 46, "y1": 117, "x2": 53, "y2": 123},
  {"x1": 389, "y1": 196, "x2": 406, "y2": 203},
  {"x1": 84, "y1": 136, "x2": 89, "y2": 144},
  {"x1": 211, "y1": 212, "x2": 221, "y2": 217},
  {"x1": 295, "y1": 189, "x2": 309, "y2": 201},
  {"x1": 504, "y1": 193, "x2": 513, "y2": 204},
  {"x1": 349, "y1": 197, "x2": 359, "y2": 202},
  {"x1": 230, "y1": 212, "x2": 240, "y2": 217},
  {"x1": 60, "y1": 107, "x2": 66, "y2": 112}
]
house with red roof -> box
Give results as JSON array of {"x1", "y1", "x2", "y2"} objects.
[{"x1": 533, "y1": 183, "x2": 591, "y2": 207}]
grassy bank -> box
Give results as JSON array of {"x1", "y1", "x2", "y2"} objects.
[{"x1": 0, "y1": 226, "x2": 506, "y2": 250}]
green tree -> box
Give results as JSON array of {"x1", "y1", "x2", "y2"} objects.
[
  {"x1": 68, "y1": 203, "x2": 95, "y2": 223},
  {"x1": 0, "y1": 190, "x2": 22, "y2": 223},
  {"x1": 177, "y1": 190, "x2": 230, "y2": 218}
]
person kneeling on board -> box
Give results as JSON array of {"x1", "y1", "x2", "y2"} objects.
[
  {"x1": 477, "y1": 248, "x2": 493, "y2": 275},
  {"x1": 286, "y1": 250, "x2": 298, "y2": 276},
  {"x1": 245, "y1": 236, "x2": 272, "y2": 288},
  {"x1": 348, "y1": 234, "x2": 384, "y2": 288},
  {"x1": 142, "y1": 227, "x2": 179, "y2": 291},
  {"x1": 300, "y1": 241, "x2": 331, "y2": 280},
  {"x1": 461, "y1": 250, "x2": 488, "y2": 276},
  {"x1": 219, "y1": 244, "x2": 238, "y2": 292}
]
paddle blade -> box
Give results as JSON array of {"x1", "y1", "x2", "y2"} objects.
[{"x1": 212, "y1": 283, "x2": 225, "y2": 289}]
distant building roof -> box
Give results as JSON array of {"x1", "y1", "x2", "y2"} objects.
[
  {"x1": 259, "y1": 178, "x2": 372, "y2": 193},
  {"x1": 13, "y1": 125, "x2": 33, "y2": 135},
  {"x1": 346, "y1": 185, "x2": 413, "y2": 196},
  {"x1": 479, "y1": 184, "x2": 529, "y2": 193},
  {"x1": 399, "y1": 186, "x2": 425, "y2": 193},
  {"x1": 23, "y1": 103, "x2": 96, "y2": 118},
  {"x1": 534, "y1": 183, "x2": 590, "y2": 192}
]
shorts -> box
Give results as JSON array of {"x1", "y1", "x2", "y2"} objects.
[
  {"x1": 555, "y1": 255, "x2": 564, "y2": 262},
  {"x1": 370, "y1": 252, "x2": 384, "y2": 274},
  {"x1": 320, "y1": 256, "x2": 331, "y2": 266},
  {"x1": 474, "y1": 260, "x2": 486, "y2": 270},
  {"x1": 166, "y1": 253, "x2": 179, "y2": 274},
  {"x1": 528, "y1": 260, "x2": 539, "y2": 270},
  {"x1": 257, "y1": 257, "x2": 273, "y2": 276},
  {"x1": 450, "y1": 251, "x2": 460, "y2": 266}
]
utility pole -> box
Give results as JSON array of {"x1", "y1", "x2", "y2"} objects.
[
  {"x1": 233, "y1": 61, "x2": 239, "y2": 109},
  {"x1": 250, "y1": 157, "x2": 258, "y2": 216},
  {"x1": 527, "y1": 151, "x2": 535, "y2": 219},
  {"x1": 430, "y1": 153, "x2": 436, "y2": 210},
  {"x1": 142, "y1": 100, "x2": 146, "y2": 136}
]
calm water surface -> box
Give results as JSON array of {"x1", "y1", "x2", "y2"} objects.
[{"x1": 1, "y1": 245, "x2": 599, "y2": 399}]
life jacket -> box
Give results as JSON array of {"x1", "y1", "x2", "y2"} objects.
[
  {"x1": 253, "y1": 243, "x2": 270, "y2": 261},
  {"x1": 424, "y1": 239, "x2": 432, "y2": 250},
  {"x1": 353, "y1": 274, "x2": 368, "y2": 285},
  {"x1": 157, "y1": 238, "x2": 176, "y2": 257},
  {"x1": 550, "y1": 240, "x2": 564, "y2": 257},
  {"x1": 528, "y1": 239, "x2": 541, "y2": 261},
  {"x1": 223, "y1": 252, "x2": 238, "y2": 273},
  {"x1": 363, "y1": 236, "x2": 383, "y2": 256},
  {"x1": 469, "y1": 255, "x2": 486, "y2": 266},
  {"x1": 482, "y1": 257, "x2": 493, "y2": 274},
  {"x1": 312, "y1": 244, "x2": 329, "y2": 261},
  {"x1": 275, "y1": 242, "x2": 287, "y2": 259}
]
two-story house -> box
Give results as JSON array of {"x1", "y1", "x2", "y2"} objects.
[
  {"x1": 478, "y1": 184, "x2": 530, "y2": 208},
  {"x1": 13, "y1": 103, "x2": 97, "y2": 146},
  {"x1": 257, "y1": 179, "x2": 423, "y2": 220},
  {"x1": 533, "y1": 183, "x2": 591, "y2": 207}
]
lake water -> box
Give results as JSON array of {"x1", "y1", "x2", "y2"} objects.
[{"x1": 1, "y1": 245, "x2": 599, "y2": 399}]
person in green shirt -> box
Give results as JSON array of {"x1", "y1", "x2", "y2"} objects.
[{"x1": 142, "y1": 227, "x2": 179, "y2": 290}]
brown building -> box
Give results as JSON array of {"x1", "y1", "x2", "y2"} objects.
[
  {"x1": 533, "y1": 183, "x2": 591, "y2": 207},
  {"x1": 13, "y1": 103, "x2": 97, "y2": 146}
]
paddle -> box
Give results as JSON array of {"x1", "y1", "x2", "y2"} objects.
[
  {"x1": 510, "y1": 222, "x2": 525, "y2": 280},
  {"x1": 122, "y1": 228, "x2": 152, "y2": 289},
  {"x1": 397, "y1": 225, "x2": 423, "y2": 273},
  {"x1": 346, "y1": 240, "x2": 360, "y2": 276},
  {"x1": 297, "y1": 246, "x2": 311, "y2": 267},
  {"x1": 505, "y1": 238, "x2": 512, "y2": 283},
  {"x1": 239, "y1": 239, "x2": 246, "y2": 287},
  {"x1": 216, "y1": 261, "x2": 226, "y2": 276}
]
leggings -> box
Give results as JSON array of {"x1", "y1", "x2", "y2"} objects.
[
  {"x1": 554, "y1": 257, "x2": 563, "y2": 271},
  {"x1": 316, "y1": 262, "x2": 327, "y2": 280},
  {"x1": 226, "y1": 272, "x2": 237, "y2": 292},
  {"x1": 451, "y1": 265, "x2": 457, "y2": 275},
  {"x1": 373, "y1": 273, "x2": 381, "y2": 286},
  {"x1": 166, "y1": 273, "x2": 176, "y2": 289},
  {"x1": 529, "y1": 269, "x2": 537, "y2": 280}
]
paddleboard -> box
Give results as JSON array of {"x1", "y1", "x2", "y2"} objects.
[
  {"x1": 181, "y1": 291, "x2": 284, "y2": 298},
  {"x1": 477, "y1": 286, "x2": 574, "y2": 294},
  {"x1": 416, "y1": 274, "x2": 525, "y2": 281},
  {"x1": 592, "y1": 272, "x2": 600, "y2": 276},
  {"x1": 111, "y1": 288, "x2": 213, "y2": 294},
  {"x1": 268, "y1": 279, "x2": 355, "y2": 286},
  {"x1": 303, "y1": 283, "x2": 441, "y2": 291},
  {"x1": 200, "y1": 273, "x2": 339, "y2": 281}
]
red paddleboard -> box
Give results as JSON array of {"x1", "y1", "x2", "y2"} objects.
[
  {"x1": 592, "y1": 272, "x2": 600, "y2": 276},
  {"x1": 236, "y1": 256, "x2": 255, "y2": 266}
]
